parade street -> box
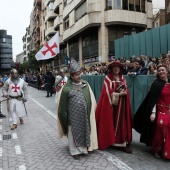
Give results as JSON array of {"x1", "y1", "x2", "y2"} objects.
[{"x1": 0, "y1": 86, "x2": 170, "y2": 170}]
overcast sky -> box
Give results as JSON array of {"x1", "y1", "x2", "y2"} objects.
[{"x1": 0, "y1": 0, "x2": 165, "y2": 61}]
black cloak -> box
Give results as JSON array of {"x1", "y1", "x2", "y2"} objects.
[{"x1": 133, "y1": 79, "x2": 167, "y2": 146}]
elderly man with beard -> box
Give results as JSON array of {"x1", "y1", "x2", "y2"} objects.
[{"x1": 2, "y1": 69, "x2": 28, "y2": 130}]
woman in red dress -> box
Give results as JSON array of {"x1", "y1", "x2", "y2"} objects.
[
  {"x1": 95, "y1": 61, "x2": 132, "y2": 153},
  {"x1": 134, "y1": 65, "x2": 170, "y2": 159}
]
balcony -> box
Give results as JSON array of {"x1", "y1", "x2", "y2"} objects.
[
  {"x1": 54, "y1": 0, "x2": 60, "y2": 14},
  {"x1": 63, "y1": 13, "x2": 101, "y2": 41},
  {"x1": 34, "y1": 0, "x2": 41, "y2": 7},
  {"x1": 45, "y1": 10, "x2": 57, "y2": 21},
  {"x1": 35, "y1": 36, "x2": 40, "y2": 43},
  {"x1": 44, "y1": 0, "x2": 53, "y2": 7},
  {"x1": 54, "y1": 15, "x2": 60, "y2": 29},
  {"x1": 34, "y1": 9, "x2": 41, "y2": 19},
  {"x1": 45, "y1": 26, "x2": 56, "y2": 37},
  {"x1": 105, "y1": 10, "x2": 147, "y2": 27}
]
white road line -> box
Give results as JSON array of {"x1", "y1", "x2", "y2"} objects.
[
  {"x1": 15, "y1": 145, "x2": 22, "y2": 154},
  {"x1": 0, "y1": 119, "x2": 3, "y2": 122},
  {"x1": 0, "y1": 125, "x2": 2, "y2": 130},
  {"x1": 12, "y1": 133, "x2": 18, "y2": 139},
  {"x1": 97, "y1": 150, "x2": 133, "y2": 170},
  {"x1": 0, "y1": 134, "x2": 2, "y2": 141},
  {"x1": 19, "y1": 165, "x2": 26, "y2": 170},
  {"x1": 29, "y1": 96, "x2": 57, "y2": 120},
  {"x1": 0, "y1": 147, "x2": 2, "y2": 157}
]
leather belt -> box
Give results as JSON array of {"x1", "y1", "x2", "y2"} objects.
[{"x1": 9, "y1": 95, "x2": 22, "y2": 99}]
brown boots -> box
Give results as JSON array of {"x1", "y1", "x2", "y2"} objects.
[
  {"x1": 20, "y1": 119, "x2": 24, "y2": 124},
  {"x1": 11, "y1": 119, "x2": 24, "y2": 130},
  {"x1": 11, "y1": 124, "x2": 17, "y2": 130}
]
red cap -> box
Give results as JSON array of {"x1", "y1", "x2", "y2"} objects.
[{"x1": 108, "y1": 61, "x2": 124, "y2": 70}]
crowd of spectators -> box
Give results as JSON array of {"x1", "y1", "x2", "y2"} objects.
[
  {"x1": 0, "y1": 51, "x2": 170, "y2": 91},
  {"x1": 80, "y1": 51, "x2": 170, "y2": 76}
]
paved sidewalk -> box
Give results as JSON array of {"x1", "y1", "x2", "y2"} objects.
[{"x1": 0, "y1": 86, "x2": 170, "y2": 170}]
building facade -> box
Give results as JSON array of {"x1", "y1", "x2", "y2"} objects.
[
  {"x1": 153, "y1": 9, "x2": 165, "y2": 28},
  {"x1": 16, "y1": 52, "x2": 24, "y2": 64},
  {"x1": 165, "y1": 0, "x2": 170, "y2": 24},
  {"x1": 23, "y1": 0, "x2": 153, "y2": 69},
  {"x1": 55, "y1": 0, "x2": 153, "y2": 67},
  {"x1": 0, "y1": 30, "x2": 13, "y2": 74}
]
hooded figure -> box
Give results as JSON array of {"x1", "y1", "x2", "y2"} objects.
[
  {"x1": 57, "y1": 57, "x2": 98, "y2": 160},
  {"x1": 2, "y1": 69, "x2": 28, "y2": 130}
]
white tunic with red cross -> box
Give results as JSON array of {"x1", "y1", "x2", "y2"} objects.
[
  {"x1": 7, "y1": 78, "x2": 27, "y2": 117},
  {"x1": 55, "y1": 76, "x2": 68, "y2": 111}
]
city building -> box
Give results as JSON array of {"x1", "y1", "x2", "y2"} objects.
[
  {"x1": 53, "y1": 0, "x2": 153, "y2": 68},
  {"x1": 22, "y1": 27, "x2": 32, "y2": 62},
  {"x1": 23, "y1": 0, "x2": 153, "y2": 69},
  {"x1": 165, "y1": 0, "x2": 170, "y2": 24},
  {"x1": 16, "y1": 52, "x2": 24, "y2": 64},
  {"x1": 153, "y1": 9, "x2": 165, "y2": 28},
  {"x1": 0, "y1": 30, "x2": 13, "y2": 74}
]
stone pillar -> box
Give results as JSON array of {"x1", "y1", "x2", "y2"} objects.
[{"x1": 98, "y1": 0, "x2": 109, "y2": 63}]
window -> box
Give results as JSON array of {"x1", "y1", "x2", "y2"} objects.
[
  {"x1": 114, "y1": 0, "x2": 122, "y2": 9},
  {"x1": 106, "y1": 0, "x2": 112, "y2": 10},
  {"x1": 64, "y1": 17, "x2": 69, "y2": 30},
  {"x1": 75, "y1": 1, "x2": 87, "y2": 22},
  {"x1": 122, "y1": 0, "x2": 128, "y2": 10},
  {"x1": 129, "y1": 0, "x2": 135, "y2": 11},
  {"x1": 135, "y1": 0, "x2": 140, "y2": 12},
  {"x1": 64, "y1": 0, "x2": 68, "y2": 8}
]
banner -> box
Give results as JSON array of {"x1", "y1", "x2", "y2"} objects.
[{"x1": 35, "y1": 32, "x2": 60, "y2": 60}]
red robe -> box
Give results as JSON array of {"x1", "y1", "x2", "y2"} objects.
[
  {"x1": 151, "y1": 83, "x2": 170, "y2": 159},
  {"x1": 95, "y1": 74, "x2": 132, "y2": 150}
]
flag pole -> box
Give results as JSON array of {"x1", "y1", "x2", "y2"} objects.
[{"x1": 58, "y1": 54, "x2": 61, "y2": 70}]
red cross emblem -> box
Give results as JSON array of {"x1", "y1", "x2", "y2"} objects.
[
  {"x1": 60, "y1": 80, "x2": 66, "y2": 86},
  {"x1": 12, "y1": 84, "x2": 20, "y2": 92},
  {"x1": 42, "y1": 42, "x2": 58, "y2": 56}
]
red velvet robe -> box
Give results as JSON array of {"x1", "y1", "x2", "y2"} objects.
[
  {"x1": 151, "y1": 83, "x2": 170, "y2": 159},
  {"x1": 95, "y1": 74, "x2": 132, "y2": 150}
]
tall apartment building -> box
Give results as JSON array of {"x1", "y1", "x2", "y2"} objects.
[
  {"x1": 52, "y1": 0, "x2": 153, "y2": 68},
  {"x1": 166, "y1": 0, "x2": 170, "y2": 24},
  {"x1": 0, "y1": 30, "x2": 13, "y2": 74},
  {"x1": 26, "y1": 0, "x2": 153, "y2": 69},
  {"x1": 22, "y1": 27, "x2": 31, "y2": 62}
]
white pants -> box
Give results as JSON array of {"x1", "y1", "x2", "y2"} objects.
[{"x1": 12, "y1": 111, "x2": 22, "y2": 124}]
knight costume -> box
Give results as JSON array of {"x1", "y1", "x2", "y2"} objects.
[{"x1": 2, "y1": 69, "x2": 28, "y2": 130}]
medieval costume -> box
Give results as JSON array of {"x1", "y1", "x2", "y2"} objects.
[
  {"x1": 96, "y1": 61, "x2": 132, "y2": 151},
  {"x1": 57, "y1": 58, "x2": 98, "y2": 159},
  {"x1": 54, "y1": 70, "x2": 68, "y2": 107},
  {"x1": 2, "y1": 69, "x2": 28, "y2": 130},
  {"x1": 133, "y1": 65, "x2": 170, "y2": 159}
]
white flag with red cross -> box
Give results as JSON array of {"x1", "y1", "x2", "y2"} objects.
[{"x1": 35, "y1": 32, "x2": 60, "y2": 60}]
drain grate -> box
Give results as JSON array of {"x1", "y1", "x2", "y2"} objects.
[{"x1": 3, "y1": 134, "x2": 11, "y2": 140}]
